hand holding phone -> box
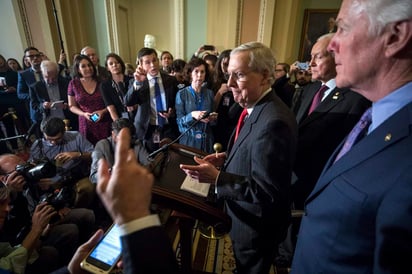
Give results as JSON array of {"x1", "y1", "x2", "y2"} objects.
[
  {"x1": 296, "y1": 62, "x2": 309, "y2": 71},
  {"x1": 80, "y1": 224, "x2": 122, "y2": 273},
  {"x1": 90, "y1": 113, "x2": 100, "y2": 122}
]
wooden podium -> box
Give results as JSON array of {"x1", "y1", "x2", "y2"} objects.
[{"x1": 150, "y1": 143, "x2": 231, "y2": 273}]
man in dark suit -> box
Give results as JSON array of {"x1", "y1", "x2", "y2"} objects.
[
  {"x1": 292, "y1": 33, "x2": 371, "y2": 209},
  {"x1": 125, "y1": 47, "x2": 179, "y2": 151},
  {"x1": 29, "y1": 60, "x2": 78, "y2": 131},
  {"x1": 17, "y1": 46, "x2": 43, "y2": 137},
  {"x1": 66, "y1": 128, "x2": 178, "y2": 274},
  {"x1": 275, "y1": 33, "x2": 370, "y2": 269},
  {"x1": 180, "y1": 42, "x2": 298, "y2": 273},
  {"x1": 292, "y1": 0, "x2": 412, "y2": 273}
]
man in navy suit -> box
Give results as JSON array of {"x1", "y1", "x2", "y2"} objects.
[
  {"x1": 125, "y1": 47, "x2": 179, "y2": 151},
  {"x1": 292, "y1": 0, "x2": 412, "y2": 273},
  {"x1": 17, "y1": 46, "x2": 43, "y2": 137},
  {"x1": 275, "y1": 33, "x2": 370, "y2": 269},
  {"x1": 180, "y1": 42, "x2": 298, "y2": 273}
]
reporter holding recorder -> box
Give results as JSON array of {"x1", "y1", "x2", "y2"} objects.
[{"x1": 175, "y1": 58, "x2": 217, "y2": 153}]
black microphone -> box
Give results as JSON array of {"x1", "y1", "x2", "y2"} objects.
[{"x1": 147, "y1": 111, "x2": 211, "y2": 161}]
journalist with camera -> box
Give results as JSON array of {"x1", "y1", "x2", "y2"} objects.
[
  {"x1": 0, "y1": 153, "x2": 95, "y2": 273},
  {"x1": 29, "y1": 117, "x2": 95, "y2": 209}
]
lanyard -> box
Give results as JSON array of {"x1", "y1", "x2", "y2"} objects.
[{"x1": 189, "y1": 86, "x2": 204, "y2": 110}]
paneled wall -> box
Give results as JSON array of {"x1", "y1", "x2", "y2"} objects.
[{"x1": 0, "y1": 0, "x2": 342, "y2": 66}]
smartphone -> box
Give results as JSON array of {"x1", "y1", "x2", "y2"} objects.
[
  {"x1": 80, "y1": 224, "x2": 122, "y2": 274},
  {"x1": 296, "y1": 62, "x2": 309, "y2": 71},
  {"x1": 90, "y1": 113, "x2": 100, "y2": 122},
  {"x1": 203, "y1": 45, "x2": 215, "y2": 51}
]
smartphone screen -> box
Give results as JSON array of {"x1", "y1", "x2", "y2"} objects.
[
  {"x1": 81, "y1": 224, "x2": 122, "y2": 273},
  {"x1": 90, "y1": 113, "x2": 99, "y2": 122}
]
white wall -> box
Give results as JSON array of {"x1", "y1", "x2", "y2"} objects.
[{"x1": 0, "y1": 0, "x2": 25, "y2": 61}]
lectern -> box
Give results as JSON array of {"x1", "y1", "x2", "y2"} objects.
[{"x1": 151, "y1": 143, "x2": 231, "y2": 273}]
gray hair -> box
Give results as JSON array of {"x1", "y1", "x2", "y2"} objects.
[
  {"x1": 80, "y1": 46, "x2": 95, "y2": 55},
  {"x1": 231, "y1": 41, "x2": 276, "y2": 85},
  {"x1": 40, "y1": 60, "x2": 59, "y2": 73},
  {"x1": 317, "y1": 32, "x2": 335, "y2": 42},
  {"x1": 350, "y1": 0, "x2": 412, "y2": 35}
]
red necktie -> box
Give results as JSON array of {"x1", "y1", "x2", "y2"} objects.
[
  {"x1": 234, "y1": 108, "x2": 248, "y2": 142},
  {"x1": 308, "y1": 85, "x2": 328, "y2": 114}
]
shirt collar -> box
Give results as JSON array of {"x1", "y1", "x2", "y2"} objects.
[
  {"x1": 246, "y1": 87, "x2": 272, "y2": 114},
  {"x1": 370, "y1": 81, "x2": 412, "y2": 132}
]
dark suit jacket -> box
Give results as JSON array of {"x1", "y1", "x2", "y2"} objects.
[
  {"x1": 29, "y1": 77, "x2": 78, "y2": 130},
  {"x1": 17, "y1": 68, "x2": 38, "y2": 122},
  {"x1": 96, "y1": 65, "x2": 110, "y2": 82},
  {"x1": 121, "y1": 226, "x2": 178, "y2": 274},
  {"x1": 272, "y1": 75, "x2": 295, "y2": 107},
  {"x1": 125, "y1": 72, "x2": 179, "y2": 140},
  {"x1": 292, "y1": 101, "x2": 412, "y2": 274},
  {"x1": 217, "y1": 90, "x2": 298, "y2": 273},
  {"x1": 292, "y1": 81, "x2": 371, "y2": 208}
]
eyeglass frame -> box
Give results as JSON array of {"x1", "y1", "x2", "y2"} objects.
[
  {"x1": 224, "y1": 70, "x2": 253, "y2": 82},
  {"x1": 26, "y1": 53, "x2": 41, "y2": 59}
]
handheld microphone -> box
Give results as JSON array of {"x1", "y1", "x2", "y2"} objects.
[{"x1": 147, "y1": 111, "x2": 211, "y2": 161}]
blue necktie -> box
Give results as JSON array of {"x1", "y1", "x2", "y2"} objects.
[
  {"x1": 334, "y1": 108, "x2": 372, "y2": 162},
  {"x1": 154, "y1": 77, "x2": 165, "y2": 127}
]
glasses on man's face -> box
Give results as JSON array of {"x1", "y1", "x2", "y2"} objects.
[
  {"x1": 0, "y1": 170, "x2": 14, "y2": 184},
  {"x1": 224, "y1": 71, "x2": 251, "y2": 82},
  {"x1": 26, "y1": 54, "x2": 41, "y2": 59}
]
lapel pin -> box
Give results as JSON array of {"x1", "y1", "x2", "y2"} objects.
[
  {"x1": 384, "y1": 134, "x2": 392, "y2": 142},
  {"x1": 332, "y1": 92, "x2": 340, "y2": 100}
]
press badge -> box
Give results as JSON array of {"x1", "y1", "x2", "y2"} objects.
[
  {"x1": 194, "y1": 131, "x2": 203, "y2": 140},
  {"x1": 152, "y1": 130, "x2": 161, "y2": 143},
  {"x1": 223, "y1": 95, "x2": 230, "y2": 106}
]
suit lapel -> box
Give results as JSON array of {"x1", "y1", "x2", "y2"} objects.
[
  {"x1": 299, "y1": 87, "x2": 346, "y2": 128},
  {"x1": 307, "y1": 104, "x2": 412, "y2": 202},
  {"x1": 39, "y1": 81, "x2": 50, "y2": 101},
  {"x1": 296, "y1": 82, "x2": 321, "y2": 123},
  {"x1": 224, "y1": 93, "x2": 271, "y2": 167}
]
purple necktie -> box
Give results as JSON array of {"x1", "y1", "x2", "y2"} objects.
[
  {"x1": 308, "y1": 85, "x2": 328, "y2": 114},
  {"x1": 334, "y1": 108, "x2": 372, "y2": 163}
]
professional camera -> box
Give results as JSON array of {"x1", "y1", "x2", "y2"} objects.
[
  {"x1": 15, "y1": 160, "x2": 56, "y2": 181},
  {"x1": 39, "y1": 187, "x2": 74, "y2": 211}
]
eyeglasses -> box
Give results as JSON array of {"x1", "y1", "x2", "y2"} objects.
[
  {"x1": 26, "y1": 54, "x2": 41, "y2": 59},
  {"x1": 0, "y1": 170, "x2": 14, "y2": 185},
  {"x1": 224, "y1": 71, "x2": 251, "y2": 82},
  {"x1": 274, "y1": 69, "x2": 284, "y2": 73}
]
